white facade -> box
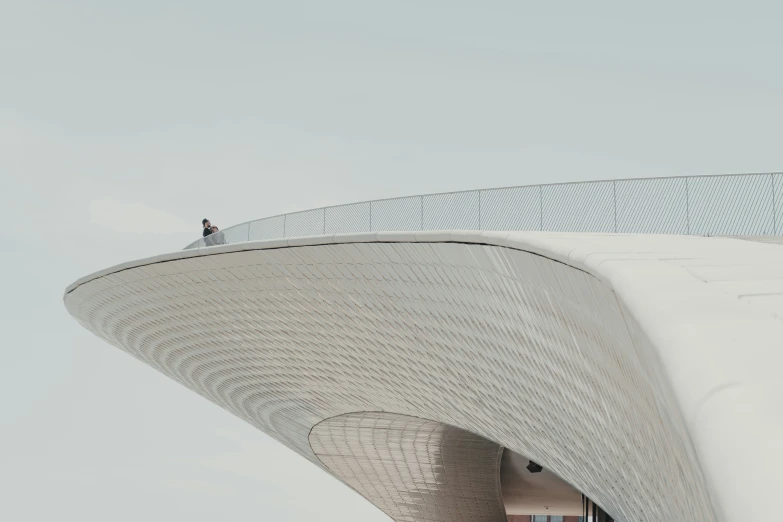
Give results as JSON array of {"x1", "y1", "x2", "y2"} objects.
[{"x1": 64, "y1": 232, "x2": 783, "y2": 522}]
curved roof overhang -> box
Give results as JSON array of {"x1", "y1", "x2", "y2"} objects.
[{"x1": 64, "y1": 231, "x2": 783, "y2": 522}]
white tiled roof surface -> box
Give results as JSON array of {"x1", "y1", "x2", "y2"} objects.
[
  {"x1": 64, "y1": 231, "x2": 783, "y2": 522},
  {"x1": 310, "y1": 412, "x2": 506, "y2": 522}
]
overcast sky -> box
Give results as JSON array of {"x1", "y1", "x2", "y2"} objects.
[{"x1": 2, "y1": 1, "x2": 783, "y2": 520}]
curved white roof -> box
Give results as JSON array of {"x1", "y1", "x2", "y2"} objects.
[{"x1": 64, "y1": 231, "x2": 783, "y2": 522}]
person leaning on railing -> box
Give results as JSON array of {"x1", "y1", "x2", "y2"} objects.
[
  {"x1": 201, "y1": 218, "x2": 226, "y2": 246},
  {"x1": 202, "y1": 218, "x2": 219, "y2": 237}
]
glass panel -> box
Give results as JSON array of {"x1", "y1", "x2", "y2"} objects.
[
  {"x1": 371, "y1": 196, "x2": 423, "y2": 231},
  {"x1": 326, "y1": 202, "x2": 371, "y2": 234},
  {"x1": 249, "y1": 216, "x2": 285, "y2": 241},
  {"x1": 423, "y1": 191, "x2": 480, "y2": 230},
  {"x1": 285, "y1": 209, "x2": 325, "y2": 238},
  {"x1": 480, "y1": 186, "x2": 541, "y2": 231},
  {"x1": 222, "y1": 223, "x2": 248, "y2": 244},
  {"x1": 689, "y1": 174, "x2": 775, "y2": 235},
  {"x1": 542, "y1": 181, "x2": 614, "y2": 232},
  {"x1": 616, "y1": 177, "x2": 688, "y2": 234}
]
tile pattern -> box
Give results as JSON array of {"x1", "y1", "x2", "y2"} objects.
[
  {"x1": 65, "y1": 240, "x2": 717, "y2": 522},
  {"x1": 310, "y1": 412, "x2": 506, "y2": 522}
]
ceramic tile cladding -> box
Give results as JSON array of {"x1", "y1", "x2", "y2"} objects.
[
  {"x1": 65, "y1": 242, "x2": 716, "y2": 522},
  {"x1": 310, "y1": 412, "x2": 506, "y2": 522}
]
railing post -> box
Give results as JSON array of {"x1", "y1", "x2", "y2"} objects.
[
  {"x1": 323, "y1": 208, "x2": 326, "y2": 235},
  {"x1": 369, "y1": 201, "x2": 373, "y2": 232},
  {"x1": 420, "y1": 195, "x2": 424, "y2": 231},
  {"x1": 283, "y1": 214, "x2": 287, "y2": 238},
  {"x1": 538, "y1": 185, "x2": 543, "y2": 231}
]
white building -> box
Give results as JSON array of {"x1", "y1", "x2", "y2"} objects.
[{"x1": 65, "y1": 176, "x2": 783, "y2": 522}]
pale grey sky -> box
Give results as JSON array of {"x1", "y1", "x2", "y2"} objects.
[{"x1": 2, "y1": 1, "x2": 782, "y2": 520}]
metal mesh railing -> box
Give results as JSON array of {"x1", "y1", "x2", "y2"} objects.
[{"x1": 187, "y1": 172, "x2": 782, "y2": 250}]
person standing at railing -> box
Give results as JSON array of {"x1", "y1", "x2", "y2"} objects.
[
  {"x1": 202, "y1": 218, "x2": 219, "y2": 237},
  {"x1": 202, "y1": 218, "x2": 225, "y2": 246}
]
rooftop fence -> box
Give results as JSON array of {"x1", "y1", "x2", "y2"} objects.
[{"x1": 187, "y1": 172, "x2": 783, "y2": 250}]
